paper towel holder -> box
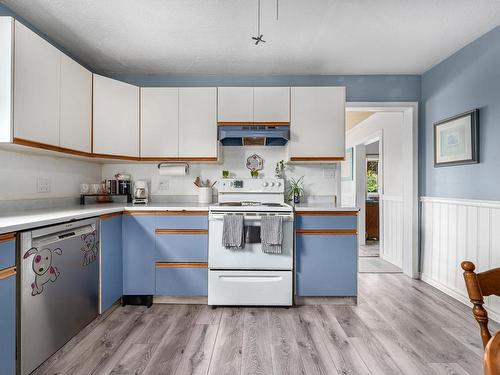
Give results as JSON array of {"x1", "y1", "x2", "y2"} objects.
[{"x1": 157, "y1": 162, "x2": 189, "y2": 174}]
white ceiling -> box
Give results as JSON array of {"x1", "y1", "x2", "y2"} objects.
[{"x1": 3, "y1": 0, "x2": 500, "y2": 75}]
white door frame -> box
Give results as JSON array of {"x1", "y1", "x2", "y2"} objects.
[{"x1": 346, "y1": 102, "x2": 419, "y2": 278}]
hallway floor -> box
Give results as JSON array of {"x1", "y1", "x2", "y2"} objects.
[
  {"x1": 33, "y1": 274, "x2": 487, "y2": 375},
  {"x1": 359, "y1": 241, "x2": 402, "y2": 273}
]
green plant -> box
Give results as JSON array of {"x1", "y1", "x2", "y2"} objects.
[
  {"x1": 222, "y1": 170, "x2": 230, "y2": 178},
  {"x1": 286, "y1": 176, "x2": 304, "y2": 202},
  {"x1": 275, "y1": 160, "x2": 287, "y2": 177},
  {"x1": 250, "y1": 170, "x2": 259, "y2": 178},
  {"x1": 367, "y1": 170, "x2": 378, "y2": 193}
]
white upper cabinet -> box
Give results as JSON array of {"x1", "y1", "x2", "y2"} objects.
[
  {"x1": 93, "y1": 74, "x2": 139, "y2": 157},
  {"x1": 217, "y1": 87, "x2": 253, "y2": 123},
  {"x1": 140, "y1": 87, "x2": 179, "y2": 158},
  {"x1": 59, "y1": 54, "x2": 92, "y2": 153},
  {"x1": 253, "y1": 87, "x2": 290, "y2": 123},
  {"x1": 179, "y1": 87, "x2": 218, "y2": 159},
  {"x1": 14, "y1": 20, "x2": 60, "y2": 146},
  {"x1": 289, "y1": 87, "x2": 346, "y2": 161},
  {"x1": 217, "y1": 87, "x2": 290, "y2": 123}
]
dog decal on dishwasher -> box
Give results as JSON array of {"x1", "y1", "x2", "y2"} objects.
[
  {"x1": 81, "y1": 231, "x2": 99, "y2": 266},
  {"x1": 23, "y1": 247, "x2": 62, "y2": 296}
]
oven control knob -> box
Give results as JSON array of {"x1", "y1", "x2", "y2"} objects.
[
  {"x1": 270, "y1": 182, "x2": 275, "y2": 187},
  {"x1": 276, "y1": 182, "x2": 282, "y2": 187},
  {"x1": 262, "y1": 182, "x2": 269, "y2": 187}
]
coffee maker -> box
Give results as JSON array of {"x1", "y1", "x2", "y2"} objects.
[{"x1": 133, "y1": 180, "x2": 149, "y2": 204}]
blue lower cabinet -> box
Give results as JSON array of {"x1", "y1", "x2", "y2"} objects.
[
  {"x1": 155, "y1": 233, "x2": 208, "y2": 262},
  {"x1": 100, "y1": 214, "x2": 123, "y2": 312},
  {"x1": 156, "y1": 214, "x2": 208, "y2": 229},
  {"x1": 295, "y1": 214, "x2": 357, "y2": 230},
  {"x1": 0, "y1": 271, "x2": 16, "y2": 375},
  {"x1": 0, "y1": 236, "x2": 16, "y2": 270},
  {"x1": 123, "y1": 214, "x2": 156, "y2": 295},
  {"x1": 296, "y1": 234, "x2": 357, "y2": 296},
  {"x1": 155, "y1": 266, "x2": 208, "y2": 296}
]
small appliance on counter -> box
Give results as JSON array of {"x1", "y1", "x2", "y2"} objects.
[{"x1": 133, "y1": 180, "x2": 149, "y2": 204}]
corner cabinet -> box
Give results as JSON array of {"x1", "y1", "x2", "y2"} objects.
[
  {"x1": 100, "y1": 213, "x2": 123, "y2": 313},
  {"x1": 122, "y1": 213, "x2": 156, "y2": 295},
  {"x1": 0, "y1": 233, "x2": 17, "y2": 375},
  {"x1": 295, "y1": 211, "x2": 358, "y2": 297},
  {"x1": 289, "y1": 87, "x2": 346, "y2": 162},
  {"x1": 178, "y1": 88, "x2": 218, "y2": 161},
  {"x1": 93, "y1": 74, "x2": 140, "y2": 159}
]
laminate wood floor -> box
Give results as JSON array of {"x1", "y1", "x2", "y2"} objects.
[{"x1": 33, "y1": 274, "x2": 495, "y2": 375}]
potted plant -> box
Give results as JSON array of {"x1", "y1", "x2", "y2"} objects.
[
  {"x1": 287, "y1": 177, "x2": 304, "y2": 204},
  {"x1": 222, "y1": 170, "x2": 230, "y2": 179},
  {"x1": 250, "y1": 170, "x2": 259, "y2": 178}
]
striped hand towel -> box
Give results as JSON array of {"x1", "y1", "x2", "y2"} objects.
[
  {"x1": 261, "y1": 215, "x2": 283, "y2": 254},
  {"x1": 222, "y1": 214, "x2": 245, "y2": 249}
]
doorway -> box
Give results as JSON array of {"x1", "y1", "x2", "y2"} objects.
[{"x1": 342, "y1": 102, "x2": 419, "y2": 278}]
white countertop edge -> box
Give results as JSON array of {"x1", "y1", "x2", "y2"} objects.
[{"x1": 0, "y1": 202, "x2": 359, "y2": 235}]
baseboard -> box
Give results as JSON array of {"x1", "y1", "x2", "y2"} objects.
[
  {"x1": 154, "y1": 296, "x2": 208, "y2": 304},
  {"x1": 294, "y1": 296, "x2": 357, "y2": 306},
  {"x1": 420, "y1": 273, "x2": 500, "y2": 323}
]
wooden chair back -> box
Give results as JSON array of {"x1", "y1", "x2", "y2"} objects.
[
  {"x1": 484, "y1": 332, "x2": 500, "y2": 375},
  {"x1": 461, "y1": 261, "x2": 500, "y2": 348}
]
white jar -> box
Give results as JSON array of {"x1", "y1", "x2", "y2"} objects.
[{"x1": 198, "y1": 187, "x2": 212, "y2": 204}]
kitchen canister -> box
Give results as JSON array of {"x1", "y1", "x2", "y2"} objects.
[{"x1": 198, "y1": 187, "x2": 212, "y2": 204}]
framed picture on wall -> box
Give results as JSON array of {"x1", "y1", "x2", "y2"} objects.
[
  {"x1": 434, "y1": 109, "x2": 479, "y2": 167},
  {"x1": 341, "y1": 147, "x2": 354, "y2": 181}
]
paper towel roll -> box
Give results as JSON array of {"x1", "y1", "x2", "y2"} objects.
[{"x1": 158, "y1": 164, "x2": 189, "y2": 176}]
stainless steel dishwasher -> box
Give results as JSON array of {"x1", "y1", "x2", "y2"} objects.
[{"x1": 19, "y1": 218, "x2": 100, "y2": 375}]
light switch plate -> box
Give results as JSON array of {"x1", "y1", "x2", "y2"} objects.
[
  {"x1": 158, "y1": 180, "x2": 169, "y2": 191},
  {"x1": 37, "y1": 177, "x2": 51, "y2": 193}
]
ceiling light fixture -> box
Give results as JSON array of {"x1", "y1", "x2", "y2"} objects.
[{"x1": 252, "y1": 0, "x2": 266, "y2": 45}]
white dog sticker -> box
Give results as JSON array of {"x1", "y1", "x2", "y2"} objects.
[
  {"x1": 23, "y1": 247, "x2": 62, "y2": 296},
  {"x1": 81, "y1": 231, "x2": 99, "y2": 266}
]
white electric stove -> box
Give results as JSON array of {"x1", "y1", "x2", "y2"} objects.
[{"x1": 208, "y1": 178, "x2": 294, "y2": 306}]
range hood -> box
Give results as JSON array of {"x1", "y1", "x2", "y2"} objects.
[{"x1": 218, "y1": 125, "x2": 290, "y2": 146}]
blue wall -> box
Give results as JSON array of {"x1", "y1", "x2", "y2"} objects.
[
  {"x1": 421, "y1": 26, "x2": 500, "y2": 200},
  {"x1": 111, "y1": 74, "x2": 421, "y2": 103}
]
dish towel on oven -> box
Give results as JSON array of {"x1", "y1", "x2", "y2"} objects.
[
  {"x1": 261, "y1": 215, "x2": 283, "y2": 254},
  {"x1": 222, "y1": 214, "x2": 245, "y2": 249}
]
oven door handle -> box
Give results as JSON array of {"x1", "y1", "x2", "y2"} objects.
[{"x1": 210, "y1": 214, "x2": 294, "y2": 222}]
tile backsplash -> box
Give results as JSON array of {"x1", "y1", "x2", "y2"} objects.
[{"x1": 102, "y1": 147, "x2": 339, "y2": 199}]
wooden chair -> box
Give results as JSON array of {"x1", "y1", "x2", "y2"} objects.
[
  {"x1": 484, "y1": 331, "x2": 500, "y2": 375},
  {"x1": 461, "y1": 261, "x2": 500, "y2": 348}
]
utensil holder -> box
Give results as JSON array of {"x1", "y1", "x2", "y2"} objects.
[{"x1": 198, "y1": 187, "x2": 212, "y2": 204}]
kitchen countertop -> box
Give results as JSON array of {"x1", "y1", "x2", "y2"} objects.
[
  {"x1": 292, "y1": 202, "x2": 359, "y2": 212},
  {"x1": 0, "y1": 202, "x2": 210, "y2": 235}
]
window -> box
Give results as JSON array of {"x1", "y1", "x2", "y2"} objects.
[{"x1": 366, "y1": 159, "x2": 379, "y2": 193}]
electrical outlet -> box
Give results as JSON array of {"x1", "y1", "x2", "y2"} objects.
[
  {"x1": 158, "y1": 180, "x2": 169, "y2": 191},
  {"x1": 37, "y1": 177, "x2": 51, "y2": 193},
  {"x1": 323, "y1": 168, "x2": 335, "y2": 179}
]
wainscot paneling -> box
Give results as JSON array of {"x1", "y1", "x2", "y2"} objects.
[
  {"x1": 421, "y1": 196, "x2": 500, "y2": 322},
  {"x1": 381, "y1": 195, "x2": 403, "y2": 268}
]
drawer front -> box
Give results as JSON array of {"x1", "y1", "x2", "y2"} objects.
[
  {"x1": 208, "y1": 270, "x2": 292, "y2": 306},
  {"x1": 155, "y1": 232, "x2": 208, "y2": 262},
  {"x1": 0, "y1": 236, "x2": 16, "y2": 270},
  {"x1": 296, "y1": 214, "x2": 357, "y2": 230},
  {"x1": 0, "y1": 273, "x2": 16, "y2": 375},
  {"x1": 296, "y1": 234, "x2": 357, "y2": 296},
  {"x1": 156, "y1": 214, "x2": 208, "y2": 229},
  {"x1": 155, "y1": 266, "x2": 207, "y2": 296}
]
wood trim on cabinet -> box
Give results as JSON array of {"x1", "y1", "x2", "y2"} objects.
[
  {"x1": 155, "y1": 229, "x2": 208, "y2": 235},
  {"x1": 0, "y1": 266, "x2": 16, "y2": 280},
  {"x1": 0, "y1": 232, "x2": 16, "y2": 243},
  {"x1": 156, "y1": 211, "x2": 208, "y2": 216},
  {"x1": 123, "y1": 211, "x2": 155, "y2": 216},
  {"x1": 139, "y1": 156, "x2": 180, "y2": 162},
  {"x1": 99, "y1": 212, "x2": 123, "y2": 220},
  {"x1": 217, "y1": 122, "x2": 290, "y2": 126},
  {"x1": 13, "y1": 138, "x2": 92, "y2": 157},
  {"x1": 295, "y1": 211, "x2": 358, "y2": 216},
  {"x1": 296, "y1": 229, "x2": 357, "y2": 235},
  {"x1": 290, "y1": 156, "x2": 345, "y2": 162},
  {"x1": 177, "y1": 157, "x2": 218, "y2": 162},
  {"x1": 91, "y1": 152, "x2": 140, "y2": 161},
  {"x1": 155, "y1": 262, "x2": 208, "y2": 268}
]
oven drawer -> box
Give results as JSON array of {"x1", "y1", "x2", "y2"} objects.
[{"x1": 208, "y1": 270, "x2": 292, "y2": 306}]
